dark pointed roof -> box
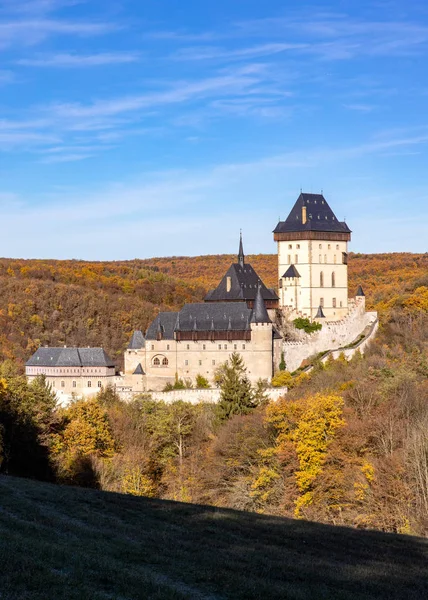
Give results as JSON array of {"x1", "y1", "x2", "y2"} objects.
[
  {"x1": 273, "y1": 193, "x2": 351, "y2": 234},
  {"x1": 238, "y1": 231, "x2": 245, "y2": 268},
  {"x1": 282, "y1": 265, "x2": 301, "y2": 278},
  {"x1": 250, "y1": 286, "x2": 271, "y2": 323},
  {"x1": 26, "y1": 347, "x2": 115, "y2": 368},
  {"x1": 127, "y1": 330, "x2": 145, "y2": 349},
  {"x1": 356, "y1": 285, "x2": 365, "y2": 297},
  {"x1": 315, "y1": 305, "x2": 326, "y2": 319},
  {"x1": 133, "y1": 363, "x2": 145, "y2": 375},
  {"x1": 204, "y1": 263, "x2": 278, "y2": 303}
]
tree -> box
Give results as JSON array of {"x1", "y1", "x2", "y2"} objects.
[
  {"x1": 279, "y1": 352, "x2": 286, "y2": 371},
  {"x1": 196, "y1": 374, "x2": 210, "y2": 389},
  {"x1": 215, "y1": 353, "x2": 255, "y2": 421}
]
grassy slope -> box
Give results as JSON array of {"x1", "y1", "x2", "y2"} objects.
[{"x1": 1, "y1": 476, "x2": 427, "y2": 600}]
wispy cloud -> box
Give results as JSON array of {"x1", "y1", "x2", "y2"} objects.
[
  {"x1": 172, "y1": 42, "x2": 309, "y2": 62},
  {"x1": 0, "y1": 19, "x2": 115, "y2": 48},
  {"x1": 17, "y1": 52, "x2": 140, "y2": 67}
]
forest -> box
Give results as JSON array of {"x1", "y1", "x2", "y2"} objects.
[
  {"x1": 0, "y1": 252, "x2": 428, "y2": 536},
  {"x1": 0, "y1": 252, "x2": 427, "y2": 365}
]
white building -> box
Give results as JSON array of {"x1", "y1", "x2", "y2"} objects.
[{"x1": 274, "y1": 192, "x2": 351, "y2": 320}]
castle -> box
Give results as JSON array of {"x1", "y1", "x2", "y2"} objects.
[{"x1": 26, "y1": 192, "x2": 377, "y2": 402}]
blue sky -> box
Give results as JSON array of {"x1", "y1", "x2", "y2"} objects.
[{"x1": 1, "y1": 0, "x2": 428, "y2": 259}]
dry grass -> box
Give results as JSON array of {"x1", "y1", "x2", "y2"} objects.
[{"x1": 1, "y1": 475, "x2": 427, "y2": 600}]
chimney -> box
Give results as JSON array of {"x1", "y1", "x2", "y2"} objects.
[{"x1": 302, "y1": 206, "x2": 307, "y2": 224}]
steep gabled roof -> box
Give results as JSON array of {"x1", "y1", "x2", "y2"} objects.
[
  {"x1": 26, "y1": 347, "x2": 115, "y2": 368},
  {"x1": 282, "y1": 265, "x2": 301, "y2": 278},
  {"x1": 205, "y1": 263, "x2": 278, "y2": 303},
  {"x1": 205, "y1": 233, "x2": 278, "y2": 303},
  {"x1": 146, "y1": 312, "x2": 179, "y2": 340},
  {"x1": 127, "y1": 330, "x2": 145, "y2": 349},
  {"x1": 356, "y1": 285, "x2": 365, "y2": 297},
  {"x1": 274, "y1": 193, "x2": 351, "y2": 235},
  {"x1": 250, "y1": 286, "x2": 271, "y2": 324}
]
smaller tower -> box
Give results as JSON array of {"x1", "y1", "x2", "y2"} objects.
[{"x1": 238, "y1": 230, "x2": 245, "y2": 268}]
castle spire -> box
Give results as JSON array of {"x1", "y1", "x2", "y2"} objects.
[
  {"x1": 250, "y1": 284, "x2": 271, "y2": 324},
  {"x1": 238, "y1": 230, "x2": 245, "y2": 268}
]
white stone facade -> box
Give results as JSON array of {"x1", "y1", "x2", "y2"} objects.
[{"x1": 278, "y1": 238, "x2": 349, "y2": 320}]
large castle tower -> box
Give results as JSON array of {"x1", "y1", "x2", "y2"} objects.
[{"x1": 273, "y1": 192, "x2": 351, "y2": 321}]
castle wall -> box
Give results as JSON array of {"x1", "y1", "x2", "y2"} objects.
[
  {"x1": 282, "y1": 299, "x2": 377, "y2": 372},
  {"x1": 115, "y1": 386, "x2": 288, "y2": 405}
]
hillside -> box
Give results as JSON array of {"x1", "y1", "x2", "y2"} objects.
[
  {"x1": 1, "y1": 475, "x2": 427, "y2": 600},
  {"x1": 0, "y1": 253, "x2": 427, "y2": 366}
]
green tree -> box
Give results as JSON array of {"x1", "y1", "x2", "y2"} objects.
[
  {"x1": 195, "y1": 374, "x2": 210, "y2": 389},
  {"x1": 216, "y1": 353, "x2": 255, "y2": 421},
  {"x1": 279, "y1": 352, "x2": 286, "y2": 371}
]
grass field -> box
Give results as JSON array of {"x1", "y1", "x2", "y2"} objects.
[{"x1": 1, "y1": 475, "x2": 427, "y2": 600}]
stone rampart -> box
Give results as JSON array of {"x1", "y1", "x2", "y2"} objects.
[
  {"x1": 282, "y1": 302, "x2": 378, "y2": 372},
  {"x1": 116, "y1": 386, "x2": 288, "y2": 405}
]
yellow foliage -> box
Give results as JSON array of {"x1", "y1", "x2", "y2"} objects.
[
  {"x1": 121, "y1": 467, "x2": 155, "y2": 497},
  {"x1": 271, "y1": 370, "x2": 309, "y2": 389},
  {"x1": 267, "y1": 393, "x2": 345, "y2": 517},
  {"x1": 362, "y1": 462, "x2": 375, "y2": 483}
]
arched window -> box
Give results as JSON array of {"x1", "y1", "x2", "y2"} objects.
[
  {"x1": 320, "y1": 272, "x2": 324, "y2": 288},
  {"x1": 153, "y1": 357, "x2": 160, "y2": 366},
  {"x1": 162, "y1": 357, "x2": 168, "y2": 366},
  {"x1": 332, "y1": 272, "x2": 336, "y2": 287}
]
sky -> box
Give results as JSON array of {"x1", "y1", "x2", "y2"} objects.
[{"x1": 1, "y1": 0, "x2": 428, "y2": 260}]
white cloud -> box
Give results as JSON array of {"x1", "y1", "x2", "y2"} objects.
[{"x1": 17, "y1": 52, "x2": 140, "y2": 67}]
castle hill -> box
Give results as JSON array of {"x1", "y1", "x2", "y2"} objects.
[{"x1": 1, "y1": 2, "x2": 428, "y2": 598}]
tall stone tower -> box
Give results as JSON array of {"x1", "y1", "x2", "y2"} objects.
[{"x1": 273, "y1": 192, "x2": 351, "y2": 321}]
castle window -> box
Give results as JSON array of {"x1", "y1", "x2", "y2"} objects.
[
  {"x1": 334, "y1": 255, "x2": 337, "y2": 264},
  {"x1": 153, "y1": 357, "x2": 160, "y2": 366},
  {"x1": 52, "y1": 381, "x2": 56, "y2": 387},
  {"x1": 332, "y1": 272, "x2": 336, "y2": 287},
  {"x1": 98, "y1": 381, "x2": 102, "y2": 388},
  {"x1": 319, "y1": 244, "x2": 322, "y2": 249},
  {"x1": 203, "y1": 344, "x2": 206, "y2": 350},
  {"x1": 167, "y1": 344, "x2": 170, "y2": 350},
  {"x1": 218, "y1": 344, "x2": 221, "y2": 350},
  {"x1": 61, "y1": 381, "x2": 65, "y2": 388},
  {"x1": 288, "y1": 244, "x2": 292, "y2": 249},
  {"x1": 185, "y1": 360, "x2": 188, "y2": 366},
  {"x1": 187, "y1": 344, "x2": 190, "y2": 350},
  {"x1": 234, "y1": 344, "x2": 237, "y2": 350},
  {"x1": 242, "y1": 344, "x2": 246, "y2": 350},
  {"x1": 340, "y1": 301, "x2": 343, "y2": 307},
  {"x1": 212, "y1": 360, "x2": 216, "y2": 366},
  {"x1": 320, "y1": 272, "x2": 324, "y2": 288},
  {"x1": 320, "y1": 297, "x2": 324, "y2": 307},
  {"x1": 88, "y1": 381, "x2": 92, "y2": 388},
  {"x1": 162, "y1": 357, "x2": 168, "y2": 366},
  {"x1": 324, "y1": 254, "x2": 327, "y2": 263},
  {"x1": 279, "y1": 279, "x2": 283, "y2": 288},
  {"x1": 295, "y1": 254, "x2": 298, "y2": 264},
  {"x1": 224, "y1": 344, "x2": 227, "y2": 350},
  {"x1": 287, "y1": 255, "x2": 291, "y2": 264},
  {"x1": 342, "y1": 252, "x2": 348, "y2": 265},
  {"x1": 297, "y1": 244, "x2": 300, "y2": 249},
  {"x1": 328, "y1": 244, "x2": 331, "y2": 250},
  {"x1": 72, "y1": 381, "x2": 76, "y2": 388},
  {"x1": 151, "y1": 344, "x2": 154, "y2": 351},
  {"x1": 336, "y1": 244, "x2": 339, "y2": 250},
  {"x1": 319, "y1": 255, "x2": 322, "y2": 262},
  {"x1": 333, "y1": 298, "x2": 337, "y2": 308}
]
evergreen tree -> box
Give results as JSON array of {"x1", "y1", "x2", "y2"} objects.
[{"x1": 216, "y1": 353, "x2": 255, "y2": 421}]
